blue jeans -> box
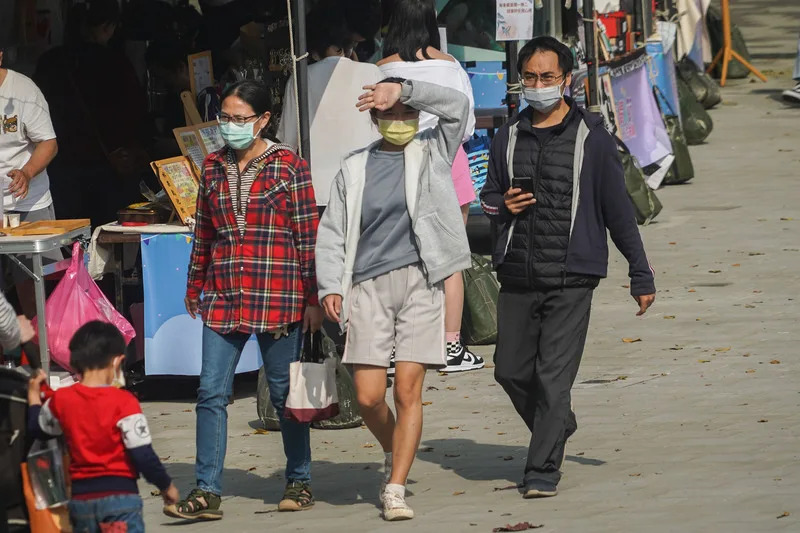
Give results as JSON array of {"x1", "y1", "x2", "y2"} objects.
[
  {"x1": 68, "y1": 494, "x2": 144, "y2": 533},
  {"x1": 196, "y1": 324, "x2": 310, "y2": 495}
]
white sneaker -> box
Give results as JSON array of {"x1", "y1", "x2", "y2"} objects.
[
  {"x1": 383, "y1": 490, "x2": 414, "y2": 521},
  {"x1": 783, "y1": 83, "x2": 800, "y2": 105}
]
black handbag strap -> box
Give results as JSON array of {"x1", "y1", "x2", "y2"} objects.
[{"x1": 300, "y1": 330, "x2": 325, "y2": 363}]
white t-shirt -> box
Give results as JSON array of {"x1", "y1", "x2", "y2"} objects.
[
  {"x1": 379, "y1": 56, "x2": 476, "y2": 142},
  {"x1": 278, "y1": 56, "x2": 383, "y2": 206},
  {"x1": 0, "y1": 69, "x2": 56, "y2": 212}
]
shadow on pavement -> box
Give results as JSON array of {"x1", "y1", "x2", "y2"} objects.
[
  {"x1": 415, "y1": 438, "x2": 606, "y2": 483},
  {"x1": 164, "y1": 459, "x2": 390, "y2": 509}
]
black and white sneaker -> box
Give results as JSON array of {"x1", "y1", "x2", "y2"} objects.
[
  {"x1": 783, "y1": 83, "x2": 800, "y2": 105},
  {"x1": 444, "y1": 342, "x2": 485, "y2": 373},
  {"x1": 387, "y1": 347, "x2": 396, "y2": 376}
]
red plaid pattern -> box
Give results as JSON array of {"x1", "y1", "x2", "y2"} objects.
[{"x1": 187, "y1": 146, "x2": 319, "y2": 334}]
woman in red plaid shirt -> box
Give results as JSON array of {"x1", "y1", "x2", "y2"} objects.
[{"x1": 165, "y1": 81, "x2": 323, "y2": 521}]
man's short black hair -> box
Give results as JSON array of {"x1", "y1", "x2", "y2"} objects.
[
  {"x1": 517, "y1": 36, "x2": 574, "y2": 75},
  {"x1": 69, "y1": 321, "x2": 127, "y2": 373}
]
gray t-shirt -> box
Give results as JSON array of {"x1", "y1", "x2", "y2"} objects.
[{"x1": 353, "y1": 149, "x2": 419, "y2": 284}]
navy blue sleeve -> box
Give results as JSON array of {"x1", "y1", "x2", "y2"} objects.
[
  {"x1": 596, "y1": 130, "x2": 656, "y2": 296},
  {"x1": 127, "y1": 445, "x2": 172, "y2": 491},
  {"x1": 26, "y1": 404, "x2": 58, "y2": 441},
  {"x1": 480, "y1": 127, "x2": 514, "y2": 224}
]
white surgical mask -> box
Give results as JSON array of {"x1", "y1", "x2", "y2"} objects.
[{"x1": 523, "y1": 81, "x2": 566, "y2": 113}]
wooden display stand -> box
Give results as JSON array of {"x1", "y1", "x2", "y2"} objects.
[{"x1": 706, "y1": 0, "x2": 767, "y2": 87}]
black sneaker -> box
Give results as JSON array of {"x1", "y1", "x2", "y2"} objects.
[
  {"x1": 783, "y1": 83, "x2": 800, "y2": 105},
  {"x1": 444, "y1": 342, "x2": 485, "y2": 373},
  {"x1": 523, "y1": 479, "x2": 558, "y2": 499},
  {"x1": 387, "y1": 346, "x2": 396, "y2": 376}
]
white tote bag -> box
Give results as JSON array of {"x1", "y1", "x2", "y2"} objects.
[{"x1": 284, "y1": 331, "x2": 339, "y2": 423}]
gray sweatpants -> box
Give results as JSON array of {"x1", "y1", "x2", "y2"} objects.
[{"x1": 494, "y1": 286, "x2": 594, "y2": 486}]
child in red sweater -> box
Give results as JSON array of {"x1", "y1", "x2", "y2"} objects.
[{"x1": 27, "y1": 321, "x2": 179, "y2": 532}]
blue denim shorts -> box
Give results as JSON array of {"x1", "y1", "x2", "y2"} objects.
[{"x1": 68, "y1": 494, "x2": 144, "y2": 533}]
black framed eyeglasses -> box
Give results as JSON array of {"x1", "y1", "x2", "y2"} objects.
[
  {"x1": 217, "y1": 113, "x2": 259, "y2": 125},
  {"x1": 521, "y1": 73, "x2": 565, "y2": 87}
]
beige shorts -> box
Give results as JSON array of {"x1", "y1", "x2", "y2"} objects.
[{"x1": 344, "y1": 264, "x2": 445, "y2": 369}]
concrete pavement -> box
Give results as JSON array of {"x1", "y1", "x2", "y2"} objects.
[{"x1": 140, "y1": 2, "x2": 800, "y2": 531}]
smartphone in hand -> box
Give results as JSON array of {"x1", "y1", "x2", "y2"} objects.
[{"x1": 512, "y1": 176, "x2": 534, "y2": 194}]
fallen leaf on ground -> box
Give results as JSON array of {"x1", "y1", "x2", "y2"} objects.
[
  {"x1": 743, "y1": 353, "x2": 751, "y2": 357},
  {"x1": 248, "y1": 467, "x2": 257, "y2": 472},
  {"x1": 448, "y1": 426, "x2": 460, "y2": 430},
  {"x1": 493, "y1": 484, "x2": 520, "y2": 491},
  {"x1": 732, "y1": 263, "x2": 740, "y2": 267},
  {"x1": 688, "y1": 289, "x2": 696, "y2": 293},
  {"x1": 446, "y1": 386, "x2": 457, "y2": 391},
  {"x1": 670, "y1": 346, "x2": 684, "y2": 351},
  {"x1": 746, "y1": 369, "x2": 756, "y2": 374},
  {"x1": 362, "y1": 443, "x2": 376, "y2": 448},
  {"x1": 749, "y1": 252, "x2": 765, "y2": 256},
  {"x1": 497, "y1": 432, "x2": 507, "y2": 435},
  {"x1": 758, "y1": 419, "x2": 768, "y2": 423},
  {"x1": 422, "y1": 401, "x2": 433, "y2": 406},
  {"x1": 698, "y1": 359, "x2": 711, "y2": 363},
  {"x1": 160, "y1": 456, "x2": 170, "y2": 461},
  {"x1": 664, "y1": 315, "x2": 676, "y2": 319},
  {"x1": 616, "y1": 375, "x2": 628, "y2": 381},
  {"x1": 715, "y1": 347, "x2": 731, "y2": 352},
  {"x1": 253, "y1": 428, "x2": 269, "y2": 435},
  {"x1": 745, "y1": 304, "x2": 756, "y2": 308},
  {"x1": 770, "y1": 360, "x2": 781, "y2": 364},
  {"x1": 780, "y1": 217, "x2": 793, "y2": 221},
  {"x1": 452, "y1": 491, "x2": 465, "y2": 496},
  {"x1": 426, "y1": 386, "x2": 439, "y2": 391},
  {"x1": 493, "y1": 523, "x2": 544, "y2": 532},
  {"x1": 777, "y1": 512, "x2": 790, "y2": 519},
  {"x1": 709, "y1": 270, "x2": 721, "y2": 274},
  {"x1": 668, "y1": 242, "x2": 676, "y2": 245},
  {"x1": 182, "y1": 409, "x2": 192, "y2": 413},
  {"x1": 576, "y1": 452, "x2": 585, "y2": 456},
  {"x1": 622, "y1": 338, "x2": 642, "y2": 343},
  {"x1": 150, "y1": 490, "x2": 161, "y2": 496},
  {"x1": 629, "y1": 473, "x2": 641, "y2": 477}
]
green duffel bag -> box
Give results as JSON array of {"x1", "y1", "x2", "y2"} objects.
[
  {"x1": 706, "y1": 4, "x2": 752, "y2": 80},
  {"x1": 461, "y1": 253, "x2": 500, "y2": 346},
  {"x1": 677, "y1": 78, "x2": 713, "y2": 145},
  {"x1": 616, "y1": 140, "x2": 662, "y2": 225},
  {"x1": 662, "y1": 115, "x2": 695, "y2": 185},
  {"x1": 676, "y1": 57, "x2": 722, "y2": 109},
  {"x1": 257, "y1": 330, "x2": 363, "y2": 430}
]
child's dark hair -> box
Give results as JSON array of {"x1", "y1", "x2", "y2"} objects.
[
  {"x1": 69, "y1": 321, "x2": 127, "y2": 373},
  {"x1": 369, "y1": 77, "x2": 407, "y2": 120}
]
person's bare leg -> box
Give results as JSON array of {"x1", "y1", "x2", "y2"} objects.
[
  {"x1": 444, "y1": 206, "x2": 470, "y2": 333},
  {"x1": 388, "y1": 361, "x2": 427, "y2": 485},
  {"x1": 444, "y1": 206, "x2": 471, "y2": 341},
  {"x1": 353, "y1": 364, "x2": 395, "y2": 452}
]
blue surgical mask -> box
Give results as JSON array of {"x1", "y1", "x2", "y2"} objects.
[
  {"x1": 219, "y1": 121, "x2": 261, "y2": 150},
  {"x1": 523, "y1": 81, "x2": 566, "y2": 113}
]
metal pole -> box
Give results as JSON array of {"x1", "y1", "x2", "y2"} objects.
[
  {"x1": 641, "y1": 0, "x2": 653, "y2": 41},
  {"x1": 292, "y1": 0, "x2": 311, "y2": 160},
  {"x1": 506, "y1": 40, "x2": 520, "y2": 120},
  {"x1": 583, "y1": 0, "x2": 598, "y2": 109}
]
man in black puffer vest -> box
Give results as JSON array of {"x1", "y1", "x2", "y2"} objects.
[{"x1": 480, "y1": 37, "x2": 656, "y2": 499}]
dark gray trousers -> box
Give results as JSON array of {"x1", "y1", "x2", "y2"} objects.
[{"x1": 494, "y1": 286, "x2": 593, "y2": 486}]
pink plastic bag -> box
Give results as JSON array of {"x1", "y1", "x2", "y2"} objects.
[{"x1": 33, "y1": 242, "x2": 135, "y2": 372}]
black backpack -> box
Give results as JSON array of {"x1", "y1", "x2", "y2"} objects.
[{"x1": 0, "y1": 368, "x2": 31, "y2": 532}]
